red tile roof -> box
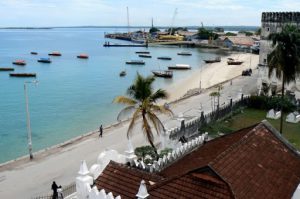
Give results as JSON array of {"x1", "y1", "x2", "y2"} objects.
[
  {"x1": 94, "y1": 161, "x2": 164, "y2": 199},
  {"x1": 149, "y1": 168, "x2": 234, "y2": 199},
  {"x1": 95, "y1": 122, "x2": 300, "y2": 198}
]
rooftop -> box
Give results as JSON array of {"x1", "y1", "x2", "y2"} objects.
[{"x1": 95, "y1": 121, "x2": 300, "y2": 198}]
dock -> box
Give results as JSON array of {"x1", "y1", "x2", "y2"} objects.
[{"x1": 103, "y1": 42, "x2": 148, "y2": 47}]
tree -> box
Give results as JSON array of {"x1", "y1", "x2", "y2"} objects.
[
  {"x1": 197, "y1": 27, "x2": 218, "y2": 40},
  {"x1": 149, "y1": 27, "x2": 160, "y2": 33},
  {"x1": 238, "y1": 31, "x2": 254, "y2": 36},
  {"x1": 113, "y1": 73, "x2": 173, "y2": 157},
  {"x1": 225, "y1": 32, "x2": 237, "y2": 36},
  {"x1": 255, "y1": 28, "x2": 261, "y2": 36},
  {"x1": 267, "y1": 24, "x2": 300, "y2": 134}
]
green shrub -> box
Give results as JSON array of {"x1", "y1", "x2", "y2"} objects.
[
  {"x1": 248, "y1": 96, "x2": 295, "y2": 112},
  {"x1": 159, "y1": 148, "x2": 173, "y2": 158},
  {"x1": 134, "y1": 146, "x2": 156, "y2": 161}
]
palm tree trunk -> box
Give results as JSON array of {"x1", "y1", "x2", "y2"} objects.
[
  {"x1": 280, "y1": 76, "x2": 285, "y2": 134},
  {"x1": 142, "y1": 112, "x2": 159, "y2": 160}
]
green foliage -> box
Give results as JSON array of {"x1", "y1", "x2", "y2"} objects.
[
  {"x1": 135, "y1": 146, "x2": 173, "y2": 163},
  {"x1": 134, "y1": 145, "x2": 156, "y2": 161},
  {"x1": 238, "y1": 31, "x2": 254, "y2": 36},
  {"x1": 255, "y1": 28, "x2": 261, "y2": 35},
  {"x1": 225, "y1": 32, "x2": 237, "y2": 36},
  {"x1": 149, "y1": 27, "x2": 160, "y2": 33},
  {"x1": 159, "y1": 148, "x2": 173, "y2": 158},
  {"x1": 166, "y1": 27, "x2": 188, "y2": 35},
  {"x1": 248, "y1": 96, "x2": 295, "y2": 112},
  {"x1": 197, "y1": 27, "x2": 218, "y2": 40}
]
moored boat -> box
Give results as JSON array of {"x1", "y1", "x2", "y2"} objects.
[
  {"x1": 37, "y1": 58, "x2": 51, "y2": 63},
  {"x1": 119, "y1": 71, "x2": 126, "y2": 77},
  {"x1": 152, "y1": 70, "x2": 173, "y2": 78},
  {"x1": 9, "y1": 73, "x2": 36, "y2": 77},
  {"x1": 30, "y1": 52, "x2": 38, "y2": 55},
  {"x1": 135, "y1": 51, "x2": 150, "y2": 54},
  {"x1": 77, "y1": 54, "x2": 89, "y2": 59},
  {"x1": 48, "y1": 51, "x2": 62, "y2": 56},
  {"x1": 177, "y1": 51, "x2": 192, "y2": 56},
  {"x1": 0, "y1": 68, "x2": 14, "y2": 71},
  {"x1": 168, "y1": 64, "x2": 191, "y2": 70},
  {"x1": 125, "y1": 60, "x2": 145, "y2": 65},
  {"x1": 203, "y1": 57, "x2": 221, "y2": 63},
  {"x1": 138, "y1": 54, "x2": 152, "y2": 58},
  {"x1": 157, "y1": 56, "x2": 172, "y2": 60},
  {"x1": 12, "y1": 60, "x2": 26, "y2": 66},
  {"x1": 227, "y1": 58, "x2": 243, "y2": 65}
]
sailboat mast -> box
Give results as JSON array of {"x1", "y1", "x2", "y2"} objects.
[{"x1": 127, "y1": 6, "x2": 130, "y2": 34}]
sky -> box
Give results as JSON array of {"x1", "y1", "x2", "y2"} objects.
[{"x1": 0, "y1": 0, "x2": 299, "y2": 27}]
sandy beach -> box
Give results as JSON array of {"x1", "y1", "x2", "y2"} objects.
[
  {"x1": 167, "y1": 53, "x2": 259, "y2": 101},
  {"x1": 0, "y1": 53, "x2": 259, "y2": 199}
]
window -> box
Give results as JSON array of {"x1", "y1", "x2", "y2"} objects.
[
  {"x1": 264, "y1": 59, "x2": 267, "y2": 64},
  {"x1": 266, "y1": 27, "x2": 270, "y2": 32}
]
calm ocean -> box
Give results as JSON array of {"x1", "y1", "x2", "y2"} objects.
[{"x1": 0, "y1": 27, "x2": 225, "y2": 163}]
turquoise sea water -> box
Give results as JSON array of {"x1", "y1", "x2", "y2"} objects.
[{"x1": 0, "y1": 28, "x2": 226, "y2": 163}]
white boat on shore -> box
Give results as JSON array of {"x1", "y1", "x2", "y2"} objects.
[{"x1": 168, "y1": 64, "x2": 191, "y2": 70}]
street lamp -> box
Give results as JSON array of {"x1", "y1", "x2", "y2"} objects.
[{"x1": 24, "y1": 80, "x2": 38, "y2": 160}]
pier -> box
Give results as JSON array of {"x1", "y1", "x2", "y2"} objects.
[{"x1": 103, "y1": 42, "x2": 148, "y2": 47}]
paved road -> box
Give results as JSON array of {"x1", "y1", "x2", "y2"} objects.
[{"x1": 0, "y1": 71, "x2": 259, "y2": 199}]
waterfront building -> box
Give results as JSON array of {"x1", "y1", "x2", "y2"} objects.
[{"x1": 75, "y1": 121, "x2": 300, "y2": 199}]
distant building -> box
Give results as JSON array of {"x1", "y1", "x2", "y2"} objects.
[
  {"x1": 215, "y1": 36, "x2": 254, "y2": 49},
  {"x1": 259, "y1": 12, "x2": 300, "y2": 66},
  {"x1": 76, "y1": 121, "x2": 300, "y2": 199}
]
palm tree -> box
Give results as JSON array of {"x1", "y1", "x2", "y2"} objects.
[
  {"x1": 267, "y1": 24, "x2": 300, "y2": 134},
  {"x1": 113, "y1": 73, "x2": 172, "y2": 156}
]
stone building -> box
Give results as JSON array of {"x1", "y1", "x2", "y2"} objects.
[
  {"x1": 259, "y1": 12, "x2": 300, "y2": 66},
  {"x1": 258, "y1": 12, "x2": 300, "y2": 97}
]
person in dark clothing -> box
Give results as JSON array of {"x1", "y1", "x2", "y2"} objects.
[
  {"x1": 99, "y1": 125, "x2": 103, "y2": 137},
  {"x1": 52, "y1": 181, "x2": 59, "y2": 199}
]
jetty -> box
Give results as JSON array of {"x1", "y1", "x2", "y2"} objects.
[{"x1": 103, "y1": 42, "x2": 148, "y2": 47}]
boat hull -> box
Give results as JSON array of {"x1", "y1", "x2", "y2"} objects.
[
  {"x1": 152, "y1": 70, "x2": 173, "y2": 78},
  {"x1": 138, "y1": 55, "x2": 152, "y2": 58},
  {"x1": 157, "y1": 57, "x2": 172, "y2": 60},
  {"x1": 227, "y1": 61, "x2": 243, "y2": 65},
  {"x1": 9, "y1": 73, "x2": 36, "y2": 77},
  {"x1": 0, "y1": 68, "x2": 14, "y2": 71},
  {"x1": 38, "y1": 60, "x2": 51, "y2": 63}
]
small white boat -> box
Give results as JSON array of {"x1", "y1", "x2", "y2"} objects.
[
  {"x1": 168, "y1": 64, "x2": 191, "y2": 70},
  {"x1": 177, "y1": 51, "x2": 192, "y2": 56}
]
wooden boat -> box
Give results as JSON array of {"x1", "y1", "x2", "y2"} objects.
[
  {"x1": 0, "y1": 68, "x2": 14, "y2": 71},
  {"x1": 135, "y1": 51, "x2": 150, "y2": 54},
  {"x1": 9, "y1": 73, "x2": 36, "y2": 77},
  {"x1": 37, "y1": 58, "x2": 51, "y2": 63},
  {"x1": 168, "y1": 64, "x2": 191, "y2": 70},
  {"x1": 48, "y1": 51, "x2": 62, "y2": 56},
  {"x1": 177, "y1": 51, "x2": 192, "y2": 56},
  {"x1": 203, "y1": 57, "x2": 221, "y2": 63},
  {"x1": 125, "y1": 60, "x2": 145, "y2": 65},
  {"x1": 12, "y1": 60, "x2": 26, "y2": 66},
  {"x1": 152, "y1": 70, "x2": 173, "y2": 78},
  {"x1": 77, "y1": 54, "x2": 89, "y2": 59},
  {"x1": 157, "y1": 56, "x2": 172, "y2": 60},
  {"x1": 30, "y1": 52, "x2": 38, "y2": 55},
  {"x1": 119, "y1": 71, "x2": 126, "y2": 77},
  {"x1": 138, "y1": 54, "x2": 152, "y2": 58},
  {"x1": 227, "y1": 58, "x2": 243, "y2": 65}
]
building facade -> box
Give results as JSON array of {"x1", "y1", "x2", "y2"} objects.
[{"x1": 259, "y1": 12, "x2": 300, "y2": 66}]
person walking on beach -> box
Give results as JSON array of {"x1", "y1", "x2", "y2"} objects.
[{"x1": 99, "y1": 125, "x2": 103, "y2": 137}]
